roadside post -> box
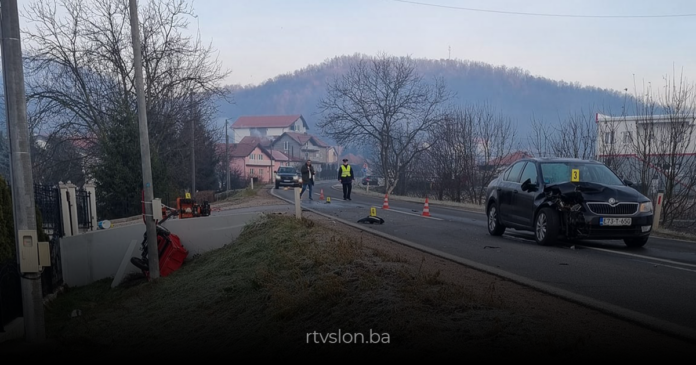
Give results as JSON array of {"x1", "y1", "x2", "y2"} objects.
[
  {"x1": 653, "y1": 191, "x2": 664, "y2": 230},
  {"x1": 295, "y1": 187, "x2": 301, "y2": 219}
]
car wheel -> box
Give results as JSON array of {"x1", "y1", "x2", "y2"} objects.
[
  {"x1": 623, "y1": 236, "x2": 649, "y2": 248},
  {"x1": 487, "y1": 203, "x2": 505, "y2": 236},
  {"x1": 535, "y1": 207, "x2": 559, "y2": 246}
]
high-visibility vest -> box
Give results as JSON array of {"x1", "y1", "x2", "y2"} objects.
[{"x1": 340, "y1": 164, "x2": 351, "y2": 177}]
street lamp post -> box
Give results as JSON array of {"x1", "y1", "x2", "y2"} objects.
[
  {"x1": 225, "y1": 119, "x2": 230, "y2": 191},
  {"x1": 128, "y1": 0, "x2": 159, "y2": 279},
  {"x1": 1, "y1": 0, "x2": 46, "y2": 342}
]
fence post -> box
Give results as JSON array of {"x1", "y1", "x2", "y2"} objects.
[
  {"x1": 58, "y1": 181, "x2": 72, "y2": 237},
  {"x1": 83, "y1": 179, "x2": 98, "y2": 231},
  {"x1": 65, "y1": 181, "x2": 78, "y2": 236},
  {"x1": 295, "y1": 187, "x2": 301, "y2": 219}
]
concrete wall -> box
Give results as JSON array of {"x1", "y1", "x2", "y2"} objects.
[{"x1": 59, "y1": 211, "x2": 263, "y2": 288}]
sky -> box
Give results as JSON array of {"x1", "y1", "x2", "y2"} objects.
[
  {"x1": 13, "y1": 0, "x2": 696, "y2": 93},
  {"x1": 177, "y1": 0, "x2": 696, "y2": 93}
]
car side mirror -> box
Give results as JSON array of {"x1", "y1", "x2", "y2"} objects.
[
  {"x1": 623, "y1": 179, "x2": 634, "y2": 187},
  {"x1": 521, "y1": 178, "x2": 538, "y2": 192}
]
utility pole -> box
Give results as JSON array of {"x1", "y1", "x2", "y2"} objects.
[
  {"x1": 128, "y1": 0, "x2": 159, "y2": 279},
  {"x1": 1, "y1": 0, "x2": 45, "y2": 342},
  {"x1": 225, "y1": 119, "x2": 230, "y2": 191},
  {"x1": 190, "y1": 90, "x2": 196, "y2": 196}
]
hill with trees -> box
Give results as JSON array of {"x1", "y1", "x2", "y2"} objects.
[{"x1": 217, "y1": 54, "x2": 631, "y2": 146}]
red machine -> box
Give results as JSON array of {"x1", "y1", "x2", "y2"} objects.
[
  {"x1": 176, "y1": 197, "x2": 211, "y2": 219},
  {"x1": 132, "y1": 199, "x2": 188, "y2": 279}
]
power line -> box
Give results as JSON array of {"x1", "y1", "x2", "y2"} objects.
[{"x1": 392, "y1": 0, "x2": 696, "y2": 18}]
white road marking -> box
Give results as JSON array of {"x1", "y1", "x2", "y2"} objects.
[
  {"x1": 650, "y1": 263, "x2": 696, "y2": 273},
  {"x1": 583, "y1": 246, "x2": 696, "y2": 269},
  {"x1": 382, "y1": 208, "x2": 444, "y2": 220}
]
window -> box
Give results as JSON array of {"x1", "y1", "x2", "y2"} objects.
[
  {"x1": 604, "y1": 131, "x2": 615, "y2": 145},
  {"x1": 519, "y1": 162, "x2": 538, "y2": 185},
  {"x1": 283, "y1": 141, "x2": 289, "y2": 150},
  {"x1": 258, "y1": 154, "x2": 263, "y2": 160},
  {"x1": 503, "y1": 162, "x2": 526, "y2": 183},
  {"x1": 622, "y1": 131, "x2": 633, "y2": 144},
  {"x1": 250, "y1": 168, "x2": 255, "y2": 174},
  {"x1": 249, "y1": 154, "x2": 255, "y2": 160}
]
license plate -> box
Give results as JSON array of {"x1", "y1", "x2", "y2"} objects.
[{"x1": 600, "y1": 217, "x2": 632, "y2": 226}]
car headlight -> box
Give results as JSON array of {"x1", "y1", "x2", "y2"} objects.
[
  {"x1": 640, "y1": 202, "x2": 653, "y2": 213},
  {"x1": 293, "y1": 176, "x2": 298, "y2": 180}
]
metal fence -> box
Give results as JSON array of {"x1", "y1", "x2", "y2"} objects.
[
  {"x1": 76, "y1": 188, "x2": 92, "y2": 231},
  {"x1": 1, "y1": 183, "x2": 71, "y2": 331},
  {"x1": 41, "y1": 236, "x2": 63, "y2": 297},
  {"x1": 34, "y1": 183, "x2": 63, "y2": 237}
]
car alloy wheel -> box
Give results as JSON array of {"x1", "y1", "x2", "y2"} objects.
[
  {"x1": 535, "y1": 207, "x2": 558, "y2": 246},
  {"x1": 487, "y1": 204, "x2": 505, "y2": 236},
  {"x1": 536, "y1": 213, "x2": 547, "y2": 241}
]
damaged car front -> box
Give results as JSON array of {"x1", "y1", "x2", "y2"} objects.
[{"x1": 486, "y1": 158, "x2": 653, "y2": 248}]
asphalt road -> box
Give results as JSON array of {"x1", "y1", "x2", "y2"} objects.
[{"x1": 271, "y1": 180, "x2": 696, "y2": 344}]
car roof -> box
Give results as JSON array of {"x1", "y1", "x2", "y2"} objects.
[{"x1": 517, "y1": 157, "x2": 604, "y2": 164}]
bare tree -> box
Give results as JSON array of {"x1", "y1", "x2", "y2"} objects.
[
  {"x1": 21, "y1": 0, "x2": 230, "y2": 216},
  {"x1": 424, "y1": 103, "x2": 518, "y2": 205},
  {"x1": 597, "y1": 71, "x2": 696, "y2": 229},
  {"x1": 640, "y1": 73, "x2": 696, "y2": 227},
  {"x1": 469, "y1": 103, "x2": 519, "y2": 204},
  {"x1": 317, "y1": 53, "x2": 450, "y2": 195},
  {"x1": 528, "y1": 107, "x2": 597, "y2": 161}
]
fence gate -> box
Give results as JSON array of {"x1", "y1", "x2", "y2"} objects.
[
  {"x1": 34, "y1": 183, "x2": 64, "y2": 237},
  {"x1": 33, "y1": 184, "x2": 66, "y2": 298},
  {"x1": 75, "y1": 188, "x2": 93, "y2": 231}
]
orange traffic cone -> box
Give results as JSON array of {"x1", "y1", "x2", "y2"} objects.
[
  {"x1": 382, "y1": 194, "x2": 390, "y2": 209},
  {"x1": 319, "y1": 189, "x2": 324, "y2": 200},
  {"x1": 422, "y1": 196, "x2": 431, "y2": 217}
]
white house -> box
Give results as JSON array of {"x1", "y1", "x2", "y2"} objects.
[
  {"x1": 595, "y1": 112, "x2": 696, "y2": 195},
  {"x1": 596, "y1": 112, "x2": 696, "y2": 158},
  {"x1": 230, "y1": 115, "x2": 309, "y2": 143}
]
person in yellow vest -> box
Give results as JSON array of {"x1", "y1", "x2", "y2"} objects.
[{"x1": 337, "y1": 158, "x2": 355, "y2": 200}]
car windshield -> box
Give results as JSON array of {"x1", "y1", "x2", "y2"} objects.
[
  {"x1": 540, "y1": 162, "x2": 624, "y2": 186},
  {"x1": 278, "y1": 167, "x2": 295, "y2": 173}
]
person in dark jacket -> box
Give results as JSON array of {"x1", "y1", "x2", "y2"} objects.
[
  {"x1": 337, "y1": 158, "x2": 354, "y2": 200},
  {"x1": 300, "y1": 159, "x2": 315, "y2": 200}
]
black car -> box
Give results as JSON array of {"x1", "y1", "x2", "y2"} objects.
[
  {"x1": 485, "y1": 157, "x2": 653, "y2": 248},
  {"x1": 274, "y1": 166, "x2": 303, "y2": 189}
]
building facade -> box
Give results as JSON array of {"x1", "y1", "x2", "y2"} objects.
[
  {"x1": 596, "y1": 112, "x2": 696, "y2": 197},
  {"x1": 230, "y1": 115, "x2": 308, "y2": 143}
]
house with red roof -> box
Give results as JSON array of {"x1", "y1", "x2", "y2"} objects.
[
  {"x1": 230, "y1": 115, "x2": 308, "y2": 143},
  {"x1": 479, "y1": 150, "x2": 534, "y2": 172},
  {"x1": 271, "y1": 131, "x2": 333, "y2": 166},
  {"x1": 216, "y1": 137, "x2": 295, "y2": 184}
]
